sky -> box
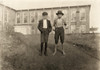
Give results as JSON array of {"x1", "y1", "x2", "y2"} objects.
[
  {"x1": 1, "y1": 0, "x2": 93, "y2": 10},
  {"x1": 0, "y1": 0, "x2": 100, "y2": 32}
]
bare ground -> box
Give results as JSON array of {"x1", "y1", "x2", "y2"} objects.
[{"x1": 0, "y1": 33, "x2": 100, "y2": 70}]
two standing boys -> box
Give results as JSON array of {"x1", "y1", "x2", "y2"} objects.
[{"x1": 38, "y1": 11, "x2": 67, "y2": 56}]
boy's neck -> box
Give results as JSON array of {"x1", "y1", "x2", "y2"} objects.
[{"x1": 43, "y1": 18, "x2": 47, "y2": 20}]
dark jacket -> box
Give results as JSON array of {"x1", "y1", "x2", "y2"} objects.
[{"x1": 38, "y1": 19, "x2": 52, "y2": 34}]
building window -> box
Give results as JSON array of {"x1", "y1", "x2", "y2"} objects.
[
  {"x1": 63, "y1": 9, "x2": 68, "y2": 22},
  {"x1": 80, "y1": 25, "x2": 86, "y2": 33},
  {"x1": 71, "y1": 8, "x2": 77, "y2": 22},
  {"x1": 23, "y1": 12, "x2": 28, "y2": 23},
  {"x1": 79, "y1": 8, "x2": 86, "y2": 21},
  {"x1": 37, "y1": 11, "x2": 43, "y2": 21},
  {"x1": 17, "y1": 13, "x2": 21, "y2": 23},
  {"x1": 30, "y1": 12, "x2": 35, "y2": 23},
  {"x1": 71, "y1": 25, "x2": 76, "y2": 33},
  {"x1": 4, "y1": 10, "x2": 8, "y2": 22}
]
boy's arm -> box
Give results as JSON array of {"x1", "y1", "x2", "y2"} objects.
[
  {"x1": 53, "y1": 19, "x2": 56, "y2": 31},
  {"x1": 48, "y1": 21, "x2": 52, "y2": 32},
  {"x1": 63, "y1": 19, "x2": 67, "y2": 26},
  {"x1": 38, "y1": 21, "x2": 43, "y2": 32},
  {"x1": 63, "y1": 19, "x2": 69, "y2": 29}
]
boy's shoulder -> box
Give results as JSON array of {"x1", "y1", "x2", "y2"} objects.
[
  {"x1": 47, "y1": 19, "x2": 50, "y2": 22},
  {"x1": 39, "y1": 19, "x2": 43, "y2": 23},
  {"x1": 39, "y1": 19, "x2": 43, "y2": 21}
]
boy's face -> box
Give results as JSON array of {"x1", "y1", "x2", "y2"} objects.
[
  {"x1": 43, "y1": 15, "x2": 48, "y2": 19},
  {"x1": 57, "y1": 14, "x2": 63, "y2": 18}
]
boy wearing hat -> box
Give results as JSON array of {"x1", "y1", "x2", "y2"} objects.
[
  {"x1": 38, "y1": 12, "x2": 52, "y2": 56},
  {"x1": 53, "y1": 10, "x2": 67, "y2": 55}
]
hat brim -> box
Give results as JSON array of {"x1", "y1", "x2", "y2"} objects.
[
  {"x1": 42, "y1": 14, "x2": 48, "y2": 16},
  {"x1": 56, "y1": 13, "x2": 64, "y2": 15}
]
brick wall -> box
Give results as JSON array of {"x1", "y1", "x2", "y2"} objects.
[{"x1": 15, "y1": 5, "x2": 90, "y2": 34}]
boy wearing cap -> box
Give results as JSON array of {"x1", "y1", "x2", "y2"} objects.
[
  {"x1": 53, "y1": 10, "x2": 67, "y2": 55},
  {"x1": 38, "y1": 12, "x2": 52, "y2": 56}
]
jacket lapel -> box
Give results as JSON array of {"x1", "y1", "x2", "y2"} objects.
[
  {"x1": 41, "y1": 20, "x2": 43, "y2": 27},
  {"x1": 47, "y1": 20, "x2": 49, "y2": 28}
]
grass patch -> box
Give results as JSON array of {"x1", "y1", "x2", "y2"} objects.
[{"x1": 66, "y1": 33, "x2": 100, "y2": 50}]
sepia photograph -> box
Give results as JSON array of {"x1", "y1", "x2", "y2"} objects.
[{"x1": 0, "y1": 0, "x2": 100, "y2": 70}]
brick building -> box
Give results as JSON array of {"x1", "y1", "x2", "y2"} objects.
[
  {"x1": 0, "y1": 3, "x2": 91, "y2": 35},
  {"x1": 0, "y1": 3, "x2": 16, "y2": 32}
]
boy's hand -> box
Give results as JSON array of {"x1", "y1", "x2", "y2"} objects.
[
  {"x1": 65, "y1": 25, "x2": 69, "y2": 29},
  {"x1": 65, "y1": 27, "x2": 68, "y2": 29}
]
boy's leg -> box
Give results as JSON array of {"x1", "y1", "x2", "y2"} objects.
[
  {"x1": 40, "y1": 42, "x2": 44, "y2": 56},
  {"x1": 60, "y1": 28, "x2": 65, "y2": 55},
  {"x1": 40, "y1": 33, "x2": 44, "y2": 56},
  {"x1": 44, "y1": 32, "x2": 49, "y2": 56},
  {"x1": 53, "y1": 44, "x2": 58, "y2": 55},
  {"x1": 61, "y1": 43, "x2": 65, "y2": 55},
  {"x1": 44, "y1": 42, "x2": 48, "y2": 56},
  {"x1": 53, "y1": 30, "x2": 59, "y2": 56}
]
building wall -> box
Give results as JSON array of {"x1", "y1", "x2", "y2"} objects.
[
  {"x1": 14, "y1": 5, "x2": 90, "y2": 34},
  {"x1": 0, "y1": 4, "x2": 16, "y2": 32},
  {"x1": 0, "y1": 4, "x2": 3, "y2": 31}
]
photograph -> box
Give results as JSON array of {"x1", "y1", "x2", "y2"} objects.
[{"x1": 0, "y1": 0, "x2": 100, "y2": 70}]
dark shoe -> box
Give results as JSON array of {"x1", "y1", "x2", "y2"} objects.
[
  {"x1": 44, "y1": 54, "x2": 48, "y2": 56},
  {"x1": 44, "y1": 52, "x2": 48, "y2": 56}
]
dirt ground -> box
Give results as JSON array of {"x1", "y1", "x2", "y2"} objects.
[{"x1": 0, "y1": 33, "x2": 100, "y2": 70}]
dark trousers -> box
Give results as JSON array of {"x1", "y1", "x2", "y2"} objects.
[
  {"x1": 40, "y1": 29, "x2": 49, "y2": 55},
  {"x1": 40, "y1": 42, "x2": 48, "y2": 55},
  {"x1": 55, "y1": 27, "x2": 64, "y2": 44},
  {"x1": 41, "y1": 29, "x2": 49, "y2": 43}
]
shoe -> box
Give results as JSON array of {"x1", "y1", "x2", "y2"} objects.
[
  {"x1": 44, "y1": 54, "x2": 48, "y2": 56},
  {"x1": 44, "y1": 52, "x2": 48, "y2": 56},
  {"x1": 62, "y1": 51, "x2": 66, "y2": 55},
  {"x1": 44, "y1": 53, "x2": 48, "y2": 56}
]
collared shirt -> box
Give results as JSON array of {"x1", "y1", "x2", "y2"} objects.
[
  {"x1": 43, "y1": 19, "x2": 47, "y2": 28},
  {"x1": 54, "y1": 17, "x2": 66, "y2": 28}
]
